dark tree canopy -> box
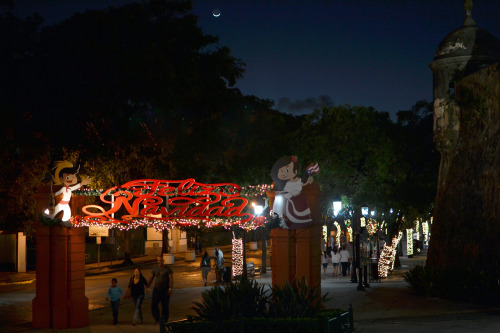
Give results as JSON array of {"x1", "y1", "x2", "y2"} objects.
[
  {"x1": 0, "y1": 1, "x2": 438, "y2": 236},
  {"x1": 292, "y1": 102, "x2": 438, "y2": 234}
]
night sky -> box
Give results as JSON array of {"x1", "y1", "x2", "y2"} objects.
[{"x1": 7, "y1": 0, "x2": 500, "y2": 118}]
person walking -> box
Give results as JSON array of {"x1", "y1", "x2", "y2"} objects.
[
  {"x1": 328, "y1": 235, "x2": 336, "y2": 256},
  {"x1": 148, "y1": 256, "x2": 174, "y2": 325},
  {"x1": 331, "y1": 247, "x2": 341, "y2": 277},
  {"x1": 105, "y1": 277, "x2": 123, "y2": 325},
  {"x1": 321, "y1": 251, "x2": 329, "y2": 275},
  {"x1": 214, "y1": 246, "x2": 224, "y2": 284},
  {"x1": 125, "y1": 268, "x2": 149, "y2": 325},
  {"x1": 340, "y1": 245, "x2": 351, "y2": 277},
  {"x1": 200, "y1": 251, "x2": 211, "y2": 286}
]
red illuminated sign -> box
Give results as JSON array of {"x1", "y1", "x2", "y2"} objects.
[{"x1": 81, "y1": 179, "x2": 253, "y2": 226}]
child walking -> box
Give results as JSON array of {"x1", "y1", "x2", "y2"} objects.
[{"x1": 106, "y1": 277, "x2": 124, "y2": 325}]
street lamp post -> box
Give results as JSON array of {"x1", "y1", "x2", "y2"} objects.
[
  {"x1": 350, "y1": 214, "x2": 359, "y2": 285},
  {"x1": 333, "y1": 198, "x2": 342, "y2": 217},
  {"x1": 356, "y1": 207, "x2": 369, "y2": 291},
  {"x1": 332, "y1": 196, "x2": 349, "y2": 279},
  {"x1": 332, "y1": 196, "x2": 342, "y2": 248}
]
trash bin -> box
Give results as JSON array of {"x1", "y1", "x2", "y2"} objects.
[{"x1": 370, "y1": 258, "x2": 378, "y2": 281}]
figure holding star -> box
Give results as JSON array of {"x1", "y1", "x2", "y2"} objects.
[{"x1": 48, "y1": 161, "x2": 91, "y2": 227}]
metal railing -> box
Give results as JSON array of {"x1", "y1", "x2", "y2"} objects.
[
  {"x1": 324, "y1": 304, "x2": 354, "y2": 333},
  {"x1": 162, "y1": 305, "x2": 354, "y2": 333}
]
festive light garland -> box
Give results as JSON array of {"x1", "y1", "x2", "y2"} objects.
[
  {"x1": 378, "y1": 231, "x2": 403, "y2": 278},
  {"x1": 366, "y1": 218, "x2": 378, "y2": 235},
  {"x1": 70, "y1": 183, "x2": 272, "y2": 231},
  {"x1": 73, "y1": 183, "x2": 271, "y2": 198},
  {"x1": 333, "y1": 221, "x2": 341, "y2": 245},
  {"x1": 422, "y1": 220, "x2": 429, "y2": 246},
  {"x1": 232, "y1": 237, "x2": 244, "y2": 277},
  {"x1": 406, "y1": 228, "x2": 413, "y2": 256},
  {"x1": 414, "y1": 220, "x2": 420, "y2": 240}
]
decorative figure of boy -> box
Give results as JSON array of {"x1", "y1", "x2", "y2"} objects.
[{"x1": 48, "y1": 160, "x2": 91, "y2": 227}]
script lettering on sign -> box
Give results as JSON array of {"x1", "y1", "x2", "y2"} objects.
[{"x1": 81, "y1": 179, "x2": 252, "y2": 226}]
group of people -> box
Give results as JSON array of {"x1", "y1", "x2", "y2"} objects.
[
  {"x1": 200, "y1": 246, "x2": 225, "y2": 286},
  {"x1": 105, "y1": 255, "x2": 173, "y2": 326},
  {"x1": 106, "y1": 246, "x2": 227, "y2": 326},
  {"x1": 321, "y1": 244, "x2": 352, "y2": 277}
]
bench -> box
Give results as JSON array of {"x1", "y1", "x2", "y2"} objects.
[{"x1": 246, "y1": 262, "x2": 261, "y2": 277}]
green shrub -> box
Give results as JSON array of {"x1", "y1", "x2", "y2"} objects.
[
  {"x1": 192, "y1": 276, "x2": 331, "y2": 322},
  {"x1": 269, "y1": 276, "x2": 330, "y2": 318},
  {"x1": 192, "y1": 277, "x2": 270, "y2": 321},
  {"x1": 404, "y1": 265, "x2": 500, "y2": 305},
  {"x1": 402, "y1": 265, "x2": 426, "y2": 296}
]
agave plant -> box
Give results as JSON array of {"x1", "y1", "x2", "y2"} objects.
[
  {"x1": 192, "y1": 277, "x2": 270, "y2": 321},
  {"x1": 269, "y1": 276, "x2": 330, "y2": 318}
]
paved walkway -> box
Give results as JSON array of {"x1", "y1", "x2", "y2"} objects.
[{"x1": 2, "y1": 248, "x2": 500, "y2": 332}]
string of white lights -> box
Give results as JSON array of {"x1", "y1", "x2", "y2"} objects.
[
  {"x1": 377, "y1": 231, "x2": 403, "y2": 278},
  {"x1": 232, "y1": 237, "x2": 243, "y2": 277}
]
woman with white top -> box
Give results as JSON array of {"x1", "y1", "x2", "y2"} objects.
[{"x1": 331, "y1": 247, "x2": 341, "y2": 277}]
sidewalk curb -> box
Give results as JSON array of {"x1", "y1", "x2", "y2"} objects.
[{"x1": 85, "y1": 256, "x2": 188, "y2": 276}]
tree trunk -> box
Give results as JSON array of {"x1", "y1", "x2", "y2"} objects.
[
  {"x1": 242, "y1": 229, "x2": 247, "y2": 278},
  {"x1": 162, "y1": 229, "x2": 170, "y2": 254},
  {"x1": 122, "y1": 229, "x2": 134, "y2": 266},
  {"x1": 260, "y1": 229, "x2": 267, "y2": 274},
  {"x1": 394, "y1": 246, "x2": 401, "y2": 269},
  {"x1": 427, "y1": 65, "x2": 500, "y2": 276}
]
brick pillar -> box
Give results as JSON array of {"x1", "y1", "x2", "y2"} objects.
[
  {"x1": 31, "y1": 186, "x2": 89, "y2": 329},
  {"x1": 295, "y1": 227, "x2": 311, "y2": 282},
  {"x1": 51, "y1": 226, "x2": 69, "y2": 329},
  {"x1": 270, "y1": 228, "x2": 295, "y2": 286},
  {"x1": 32, "y1": 226, "x2": 51, "y2": 328},
  {"x1": 268, "y1": 183, "x2": 322, "y2": 290},
  {"x1": 308, "y1": 222, "x2": 323, "y2": 290},
  {"x1": 67, "y1": 227, "x2": 89, "y2": 327},
  {"x1": 303, "y1": 183, "x2": 322, "y2": 291}
]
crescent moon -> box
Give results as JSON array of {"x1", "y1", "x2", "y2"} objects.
[{"x1": 212, "y1": 9, "x2": 221, "y2": 17}]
